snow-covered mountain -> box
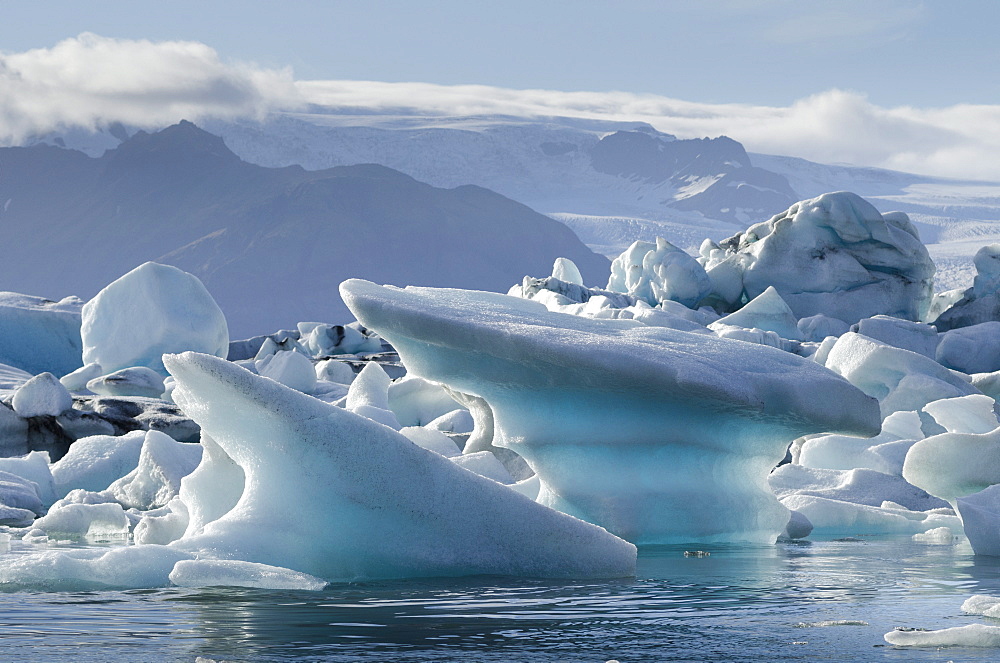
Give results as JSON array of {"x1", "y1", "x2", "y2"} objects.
[
  {"x1": 23, "y1": 110, "x2": 1000, "y2": 293},
  {"x1": 0, "y1": 121, "x2": 610, "y2": 337}
]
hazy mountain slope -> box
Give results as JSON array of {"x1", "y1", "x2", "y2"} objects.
[{"x1": 0, "y1": 122, "x2": 610, "y2": 336}]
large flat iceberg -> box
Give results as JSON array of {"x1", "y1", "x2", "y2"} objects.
[{"x1": 340, "y1": 279, "x2": 880, "y2": 544}]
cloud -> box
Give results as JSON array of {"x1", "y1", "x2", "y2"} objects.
[
  {"x1": 299, "y1": 80, "x2": 1000, "y2": 181},
  {"x1": 1, "y1": 35, "x2": 997, "y2": 182},
  {"x1": 0, "y1": 33, "x2": 300, "y2": 143}
]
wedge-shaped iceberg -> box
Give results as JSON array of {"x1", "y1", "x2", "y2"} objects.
[
  {"x1": 164, "y1": 351, "x2": 635, "y2": 581},
  {"x1": 340, "y1": 279, "x2": 880, "y2": 544}
]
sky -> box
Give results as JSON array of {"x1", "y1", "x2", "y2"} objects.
[{"x1": 2, "y1": 1, "x2": 999, "y2": 179}]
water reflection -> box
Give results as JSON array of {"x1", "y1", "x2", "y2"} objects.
[{"x1": 3, "y1": 538, "x2": 1000, "y2": 661}]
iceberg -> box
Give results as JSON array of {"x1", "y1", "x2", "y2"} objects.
[
  {"x1": 702, "y1": 192, "x2": 934, "y2": 324},
  {"x1": 81, "y1": 262, "x2": 229, "y2": 375},
  {"x1": 930, "y1": 244, "x2": 1000, "y2": 331},
  {"x1": 709, "y1": 286, "x2": 802, "y2": 340},
  {"x1": 164, "y1": 351, "x2": 635, "y2": 581},
  {"x1": 340, "y1": 279, "x2": 880, "y2": 544},
  {"x1": 0, "y1": 292, "x2": 83, "y2": 378},
  {"x1": 606, "y1": 238, "x2": 712, "y2": 308}
]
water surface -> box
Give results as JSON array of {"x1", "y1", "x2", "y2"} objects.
[{"x1": 1, "y1": 537, "x2": 998, "y2": 662}]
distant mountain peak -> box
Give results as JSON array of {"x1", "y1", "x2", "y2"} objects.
[{"x1": 105, "y1": 120, "x2": 241, "y2": 167}]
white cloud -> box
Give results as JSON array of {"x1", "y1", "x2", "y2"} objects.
[
  {"x1": 1, "y1": 35, "x2": 997, "y2": 182},
  {"x1": 299, "y1": 80, "x2": 1000, "y2": 181},
  {"x1": 0, "y1": 33, "x2": 301, "y2": 143}
]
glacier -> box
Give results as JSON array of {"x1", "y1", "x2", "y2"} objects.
[{"x1": 340, "y1": 278, "x2": 881, "y2": 544}]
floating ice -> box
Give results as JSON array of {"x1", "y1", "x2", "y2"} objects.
[
  {"x1": 797, "y1": 314, "x2": 850, "y2": 343},
  {"x1": 903, "y1": 425, "x2": 1000, "y2": 503},
  {"x1": 923, "y1": 394, "x2": 999, "y2": 435},
  {"x1": 769, "y1": 464, "x2": 948, "y2": 513},
  {"x1": 299, "y1": 322, "x2": 382, "y2": 357},
  {"x1": 50, "y1": 430, "x2": 145, "y2": 498},
  {"x1": 823, "y1": 332, "x2": 977, "y2": 418},
  {"x1": 931, "y1": 244, "x2": 1000, "y2": 331},
  {"x1": 255, "y1": 349, "x2": 316, "y2": 393},
  {"x1": 795, "y1": 410, "x2": 924, "y2": 475},
  {"x1": 884, "y1": 623, "x2": 1000, "y2": 647},
  {"x1": 912, "y1": 526, "x2": 960, "y2": 545},
  {"x1": 0, "y1": 544, "x2": 191, "y2": 590},
  {"x1": 346, "y1": 362, "x2": 401, "y2": 429},
  {"x1": 0, "y1": 451, "x2": 56, "y2": 506},
  {"x1": 0, "y1": 471, "x2": 44, "y2": 524},
  {"x1": 341, "y1": 279, "x2": 880, "y2": 544},
  {"x1": 551, "y1": 257, "x2": 584, "y2": 287},
  {"x1": 451, "y1": 450, "x2": 515, "y2": 484},
  {"x1": 164, "y1": 351, "x2": 636, "y2": 581},
  {"x1": 427, "y1": 408, "x2": 475, "y2": 434},
  {"x1": 607, "y1": 238, "x2": 712, "y2": 308},
  {"x1": 851, "y1": 315, "x2": 938, "y2": 358},
  {"x1": 399, "y1": 426, "x2": 462, "y2": 457},
  {"x1": 0, "y1": 292, "x2": 83, "y2": 377},
  {"x1": 954, "y1": 484, "x2": 1000, "y2": 556},
  {"x1": 11, "y1": 372, "x2": 72, "y2": 418},
  {"x1": 314, "y1": 358, "x2": 356, "y2": 385},
  {"x1": 81, "y1": 262, "x2": 228, "y2": 375},
  {"x1": 169, "y1": 559, "x2": 327, "y2": 591},
  {"x1": 936, "y1": 322, "x2": 1000, "y2": 374},
  {"x1": 386, "y1": 375, "x2": 462, "y2": 427},
  {"x1": 710, "y1": 286, "x2": 801, "y2": 340},
  {"x1": 86, "y1": 366, "x2": 165, "y2": 398},
  {"x1": 703, "y1": 192, "x2": 934, "y2": 324},
  {"x1": 963, "y1": 595, "x2": 1000, "y2": 618},
  {"x1": 107, "y1": 430, "x2": 202, "y2": 510},
  {"x1": 29, "y1": 501, "x2": 131, "y2": 541},
  {"x1": 59, "y1": 362, "x2": 104, "y2": 393}
]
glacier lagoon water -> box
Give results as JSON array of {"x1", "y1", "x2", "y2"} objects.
[{"x1": 2, "y1": 537, "x2": 999, "y2": 662}]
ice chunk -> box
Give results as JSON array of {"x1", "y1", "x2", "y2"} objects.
[
  {"x1": 50, "y1": 430, "x2": 146, "y2": 498},
  {"x1": 341, "y1": 279, "x2": 880, "y2": 544},
  {"x1": 59, "y1": 362, "x2": 104, "y2": 393},
  {"x1": 706, "y1": 192, "x2": 934, "y2": 323},
  {"x1": 710, "y1": 286, "x2": 801, "y2": 340},
  {"x1": 797, "y1": 314, "x2": 850, "y2": 343},
  {"x1": 973, "y1": 371, "x2": 1000, "y2": 402},
  {"x1": 779, "y1": 493, "x2": 959, "y2": 536},
  {"x1": 884, "y1": 623, "x2": 1000, "y2": 647},
  {"x1": 255, "y1": 349, "x2": 316, "y2": 393},
  {"x1": 451, "y1": 451, "x2": 515, "y2": 484},
  {"x1": 607, "y1": 238, "x2": 711, "y2": 308},
  {"x1": 169, "y1": 559, "x2": 327, "y2": 590},
  {"x1": 0, "y1": 451, "x2": 56, "y2": 506},
  {"x1": 427, "y1": 408, "x2": 475, "y2": 434},
  {"x1": 912, "y1": 526, "x2": 960, "y2": 545},
  {"x1": 937, "y1": 322, "x2": 1000, "y2": 374},
  {"x1": 107, "y1": 430, "x2": 203, "y2": 510},
  {"x1": 931, "y1": 244, "x2": 1000, "y2": 331},
  {"x1": 346, "y1": 362, "x2": 401, "y2": 429},
  {"x1": 11, "y1": 372, "x2": 72, "y2": 418},
  {"x1": 86, "y1": 366, "x2": 165, "y2": 398},
  {"x1": 30, "y1": 501, "x2": 131, "y2": 541},
  {"x1": 0, "y1": 292, "x2": 83, "y2": 377},
  {"x1": 133, "y1": 497, "x2": 189, "y2": 545},
  {"x1": 963, "y1": 595, "x2": 1000, "y2": 618},
  {"x1": 387, "y1": 376, "x2": 462, "y2": 427},
  {"x1": 0, "y1": 470, "x2": 44, "y2": 515},
  {"x1": 823, "y1": 332, "x2": 977, "y2": 417},
  {"x1": 0, "y1": 545, "x2": 191, "y2": 590},
  {"x1": 314, "y1": 358, "x2": 356, "y2": 385},
  {"x1": 399, "y1": 426, "x2": 462, "y2": 457},
  {"x1": 81, "y1": 262, "x2": 228, "y2": 375},
  {"x1": 769, "y1": 464, "x2": 948, "y2": 512},
  {"x1": 851, "y1": 315, "x2": 939, "y2": 358},
  {"x1": 904, "y1": 427, "x2": 1000, "y2": 504},
  {"x1": 551, "y1": 257, "x2": 584, "y2": 287},
  {"x1": 796, "y1": 410, "x2": 924, "y2": 475},
  {"x1": 782, "y1": 510, "x2": 813, "y2": 540},
  {"x1": 300, "y1": 322, "x2": 382, "y2": 357},
  {"x1": 923, "y1": 394, "x2": 999, "y2": 435},
  {"x1": 955, "y1": 484, "x2": 1000, "y2": 556},
  {"x1": 164, "y1": 351, "x2": 636, "y2": 581}
]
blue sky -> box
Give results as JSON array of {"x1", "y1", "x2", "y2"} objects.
[{"x1": 3, "y1": 0, "x2": 997, "y2": 107}]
